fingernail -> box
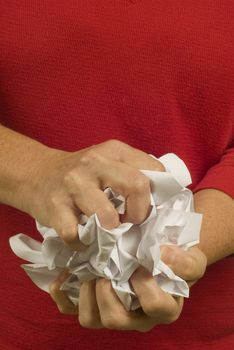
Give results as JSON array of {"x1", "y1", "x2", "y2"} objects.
[{"x1": 160, "y1": 246, "x2": 176, "y2": 265}]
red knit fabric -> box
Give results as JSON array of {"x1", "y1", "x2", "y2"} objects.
[{"x1": 0, "y1": 1, "x2": 233, "y2": 349}]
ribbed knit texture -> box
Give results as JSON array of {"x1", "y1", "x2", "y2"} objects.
[{"x1": 0, "y1": 1, "x2": 233, "y2": 349}]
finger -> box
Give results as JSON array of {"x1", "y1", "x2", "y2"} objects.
[
  {"x1": 49, "y1": 270, "x2": 77, "y2": 315},
  {"x1": 99, "y1": 160, "x2": 152, "y2": 224},
  {"x1": 51, "y1": 203, "x2": 87, "y2": 251},
  {"x1": 97, "y1": 140, "x2": 165, "y2": 172},
  {"x1": 72, "y1": 185, "x2": 120, "y2": 230},
  {"x1": 160, "y1": 245, "x2": 207, "y2": 282},
  {"x1": 96, "y1": 278, "x2": 156, "y2": 332},
  {"x1": 78, "y1": 280, "x2": 103, "y2": 329},
  {"x1": 61, "y1": 161, "x2": 120, "y2": 230},
  {"x1": 65, "y1": 149, "x2": 152, "y2": 225},
  {"x1": 130, "y1": 266, "x2": 183, "y2": 323},
  {"x1": 70, "y1": 161, "x2": 151, "y2": 225}
]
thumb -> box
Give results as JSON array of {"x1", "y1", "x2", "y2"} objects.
[
  {"x1": 52, "y1": 205, "x2": 87, "y2": 251},
  {"x1": 160, "y1": 245, "x2": 207, "y2": 282}
]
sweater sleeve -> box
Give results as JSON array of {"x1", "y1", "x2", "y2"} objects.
[{"x1": 194, "y1": 145, "x2": 234, "y2": 199}]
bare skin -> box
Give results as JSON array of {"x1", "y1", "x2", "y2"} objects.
[{"x1": 0, "y1": 124, "x2": 233, "y2": 331}]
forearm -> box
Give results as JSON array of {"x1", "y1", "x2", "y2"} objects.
[
  {"x1": 194, "y1": 189, "x2": 234, "y2": 266},
  {"x1": 0, "y1": 124, "x2": 53, "y2": 212},
  {"x1": 1, "y1": 124, "x2": 233, "y2": 265}
]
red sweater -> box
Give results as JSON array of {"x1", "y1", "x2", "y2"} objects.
[{"x1": 0, "y1": 1, "x2": 233, "y2": 349}]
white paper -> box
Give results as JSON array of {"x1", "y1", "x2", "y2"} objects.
[{"x1": 9, "y1": 153, "x2": 202, "y2": 311}]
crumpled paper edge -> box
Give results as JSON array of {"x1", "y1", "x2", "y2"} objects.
[{"x1": 9, "y1": 153, "x2": 202, "y2": 311}]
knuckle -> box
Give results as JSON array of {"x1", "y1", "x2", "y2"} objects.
[
  {"x1": 163, "y1": 311, "x2": 180, "y2": 324},
  {"x1": 49, "y1": 193, "x2": 61, "y2": 210},
  {"x1": 128, "y1": 173, "x2": 150, "y2": 194},
  {"x1": 101, "y1": 313, "x2": 124, "y2": 330},
  {"x1": 141, "y1": 296, "x2": 174, "y2": 319},
  {"x1": 156, "y1": 161, "x2": 165, "y2": 172},
  {"x1": 101, "y1": 139, "x2": 127, "y2": 159},
  {"x1": 103, "y1": 204, "x2": 119, "y2": 221},
  {"x1": 60, "y1": 225, "x2": 77, "y2": 238},
  {"x1": 63, "y1": 170, "x2": 79, "y2": 187},
  {"x1": 141, "y1": 298, "x2": 180, "y2": 324},
  {"x1": 182, "y1": 255, "x2": 197, "y2": 280},
  {"x1": 58, "y1": 226, "x2": 78, "y2": 246},
  {"x1": 141, "y1": 298, "x2": 161, "y2": 316},
  {"x1": 104, "y1": 139, "x2": 125, "y2": 149},
  {"x1": 63, "y1": 170, "x2": 90, "y2": 193},
  {"x1": 79, "y1": 314, "x2": 100, "y2": 329},
  {"x1": 79, "y1": 149, "x2": 103, "y2": 166},
  {"x1": 96, "y1": 205, "x2": 119, "y2": 227}
]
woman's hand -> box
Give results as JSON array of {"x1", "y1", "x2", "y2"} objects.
[
  {"x1": 49, "y1": 245, "x2": 207, "y2": 332},
  {"x1": 20, "y1": 139, "x2": 164, "y2": 250}
]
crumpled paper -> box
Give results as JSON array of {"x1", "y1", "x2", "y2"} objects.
[{"x1": 9, "y1": 153, "x2": 202, "y2": 311}]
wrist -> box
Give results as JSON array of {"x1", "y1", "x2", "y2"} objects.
[
  {"x1": 17, "y1": 145, "x2": 66, "y2": 216},
  {"x1": 194, "y1": 189, "x2": 234, "y2": 265},
  {"x1": 0, "y1": 135, "x2": 58, "y2": 215}
]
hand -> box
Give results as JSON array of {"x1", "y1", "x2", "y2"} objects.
[
  {"x1": 20, "y1": 140, "x2": 164, "y2": 250},
  {"x1": 49, "y1": 245, "x2": 207, "y2": 332}
]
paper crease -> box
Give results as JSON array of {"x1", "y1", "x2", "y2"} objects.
[{"x1": 9, "y1": 153, "x2": 202, "y2": 311}]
